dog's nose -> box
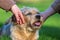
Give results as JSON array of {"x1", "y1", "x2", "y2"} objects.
[{"x1": 35, "y1": 14, "x2": 40, "y2": 19}]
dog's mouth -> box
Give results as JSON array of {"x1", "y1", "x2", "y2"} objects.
[{"x1": 33, "y1": 21, "x2": 40, "y2": 26}]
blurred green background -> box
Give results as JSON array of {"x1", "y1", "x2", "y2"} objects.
[{"x1": 0, "y1": 0, "x2": 60, "y2": 40}]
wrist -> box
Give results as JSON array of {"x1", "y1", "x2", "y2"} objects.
[
  {"x1": 11, "y1": 4, "x2": 17, "y2": 10},
  {"x1": 40, "y1": 12, "x2": 48, "y2": 22}
]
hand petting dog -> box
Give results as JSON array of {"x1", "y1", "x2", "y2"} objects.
[
  {"x1": 11, "y1": 5, "x2": 25, "y2": 24},
  {"x1": 0, "y1": 7, "x2": 44, "y2": 40}
]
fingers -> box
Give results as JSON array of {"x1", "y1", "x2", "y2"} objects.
[
  {"x1": 14, "y1": 14, "x2": 20, "y2": 24},
  {"x1": 14, "y1": 12, "x2": 24, "y2": 24},
  {"x1": 11, "y1": 5, "x2": 25, "y2": 24},
  {"x1": 40, "y1": 16, "x2": 43, "y2": 22},
  {"x1": 18, "y1": 11, "x2": 25, "y2": 24}
]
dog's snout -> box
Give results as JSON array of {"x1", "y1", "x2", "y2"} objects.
[{"x1": 35, "y1": 14, "x2": 40, "y2": 19}]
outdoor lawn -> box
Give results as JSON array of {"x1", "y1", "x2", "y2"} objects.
[{"x1": 0, "y1": 0, "x2": 60, "y2": 40}]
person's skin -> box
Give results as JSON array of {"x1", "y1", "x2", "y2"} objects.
[
  {"x1": 40, "y1": 0, "x2": 60, "y2": 24},
  {"x1": 40, "y1": 6, "x2": 56, "y2": 22},
  {"x1": 11, "y1": 5, "x2": 25, "y2": 24},
  {"x1": 0, "y1": 0, "x2": 25, "y2": 25}
]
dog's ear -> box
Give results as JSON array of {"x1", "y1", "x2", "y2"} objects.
[{"x1": 12, "y1": 15, "x2": 17, "y2": 22}]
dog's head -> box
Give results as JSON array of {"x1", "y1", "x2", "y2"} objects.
[
  {"x1": 12, "y1": 7, "x2": 43, "y2": 31},
  {"x1": 21, "y1": 7, "x2": 43, "y2": 31}
]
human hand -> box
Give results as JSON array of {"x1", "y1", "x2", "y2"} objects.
[
  {"x1": 11, "y1": 5, "x2": 25, "y2": 24},
  {"x1": 40, "y1": 12, "x2": 49, "y2": 23}
]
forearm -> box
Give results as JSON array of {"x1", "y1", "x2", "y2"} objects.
[
  {"x1": 40, "y1": 6, "x2": 56, "y2": 21},
  {"x1": 0, "y1": 0, "x2": 15, "y2": 11}
]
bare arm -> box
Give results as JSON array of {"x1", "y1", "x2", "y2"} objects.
[
  {"x1": 40, "y1": 0, "x2": 60, "y2": 22},
  {"x1": 0, "y1": 0, "x2": 25, "y2": 24},
  {"x1": 0, "y1": 0, "x2": 15, "y2": 11},
  {"x1": 40, "y1": 6, "x2": 56, "y2": 22}
]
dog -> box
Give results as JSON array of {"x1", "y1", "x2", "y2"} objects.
[{"x1": 0, "y1": 7, "x2": 43, "y2": 40}]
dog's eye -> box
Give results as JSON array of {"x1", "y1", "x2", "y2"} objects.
[{"x1": 26, "y1": 13, "x2": 32, "y2": 15}]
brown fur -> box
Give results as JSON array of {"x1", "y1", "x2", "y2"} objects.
[{"x1": 6, "y1": 7, "x2": 43, "y2": 40}]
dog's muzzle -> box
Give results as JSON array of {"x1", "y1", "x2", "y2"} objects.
[{"x1": 33, "y1": 14, "x2": 41, "y2": 26}]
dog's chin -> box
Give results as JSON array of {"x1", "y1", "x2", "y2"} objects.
[
  {"x1": 31, "y1": 21, "x2": 41, "y2": 30},
  {"x1": 33, "y1": 21, "x2": 41, "y2": 26}
]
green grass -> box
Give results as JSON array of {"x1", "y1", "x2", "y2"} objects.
[
  {"x1": 0, "y1": 0, "x2": 60, "y2": 40},
  {"x1": 39, "y1": 26, "x2": 60, "y2": 40}
]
